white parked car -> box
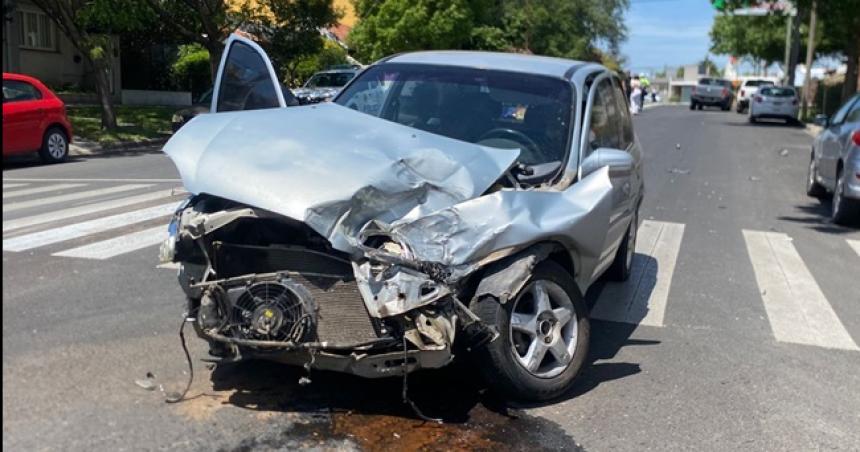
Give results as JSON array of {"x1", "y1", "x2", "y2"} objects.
[
  {"x1": 736, "y1": 79, "x2": 775, "y2": 113},
  {"x1": 749, "y1": 86, "x2": 799, "y2": 124}
]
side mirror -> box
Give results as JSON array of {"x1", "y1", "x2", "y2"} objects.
[
  {"x1": 814, "y1": 114, "x2": 829, "y2": 127},
  {"x1": 581, "y1": 147, "x2": 634, "y2": 178}
]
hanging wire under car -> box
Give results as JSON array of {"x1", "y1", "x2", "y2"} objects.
[
  {"x1": 401, "y1": 336, "x2": 443, "y2": 424},
  {"x1": 165, "y1": 313, "x2": 195, "y2": 403}
]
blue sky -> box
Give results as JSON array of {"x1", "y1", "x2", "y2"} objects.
[{"x1": 621, "y1": 0, "x2": 727, "y2": 74}]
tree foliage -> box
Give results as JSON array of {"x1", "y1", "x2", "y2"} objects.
[
  {"x1": 348, "y1": 0, "x2": 628, "y2": 66},
  {"x1": 170, "y1": 44, "x2": 211, "y2": 96},
  {"x1": 31, "y1": 0, "x2": 154, "y2": 128}
]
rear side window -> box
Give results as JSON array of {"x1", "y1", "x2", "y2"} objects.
[
  {"x1": 2, "y1": 80, "x2": 42, "y2": 102},
  {"x1": 760, "y1": 87, "x2": 795, "y2": 97},
  {"x1": 611, "y1": 77, "x2": 634, "y2": 149},
  {"x1": 216, "y1": 41, "x2": 281, "y2": 112}
]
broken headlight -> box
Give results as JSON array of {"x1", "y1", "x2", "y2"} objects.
[{"x1": 159, "y1": 196, "x2": 193, "y2": 264}]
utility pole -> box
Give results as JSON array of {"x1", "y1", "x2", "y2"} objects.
[
  {"x1": 782, "y1": 6, "x2": 799, "y2": 86},
  {"x1": 800, "y1": 0, "x2": 817, "y2": 121}
]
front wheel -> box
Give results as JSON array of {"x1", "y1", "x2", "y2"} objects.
[
  {"x1": 471, "y1": 261, "x2": 589, "y2": 403},
  {"x1": 39, "y1": 127, "x2": 69, "y2": 163},
  {"x1": 689, "y1": 101, "x2": 697, "y2": 110}
]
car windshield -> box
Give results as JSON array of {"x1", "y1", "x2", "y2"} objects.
[
  {"x1": 700, "y1": 78, "x2": 731, "y2": 87},
  {"x1": 305, "y1": 72, "x2": 355, "y2": 88},
  {"x1": 335, "y1": 63, "x2": 573, "y2": 166},
  {"x1": 760, "y1": 87, "x2": 795, "y2": 97}
]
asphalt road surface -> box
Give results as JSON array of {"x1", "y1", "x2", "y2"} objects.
[{"x1": 4, "y1": 106, "x2": 860, "y2": 451}]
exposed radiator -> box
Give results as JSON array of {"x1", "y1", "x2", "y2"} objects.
[{"x1": 213, "y1": 242, "x2": 379, "y2": 344}]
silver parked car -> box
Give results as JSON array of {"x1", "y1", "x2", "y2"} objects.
[
  {"x1": 291, "y1": 68, "x2": 359, "y2": 104},
  {"x1": 161, "y1": 35, "x2": 644, "y2": 403},
  {"x1": 736, "y1": 78, "x2": 775, "y2": 113},
  {"x1": 749, "y1": 86, "x2": 799, "y2": 124},
  {"x1": 807, "y1": 93, "x2": 860, "y2": 225}
]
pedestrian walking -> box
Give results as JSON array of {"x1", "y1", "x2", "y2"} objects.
[{"x1": 629, "y1": 76, "x2": 642, "y2": 115}]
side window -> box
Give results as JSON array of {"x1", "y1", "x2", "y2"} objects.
[
  {"x1": 830, "y1": 95, "x2": 858, "y2": 125},
  {"x1": 216, "y1": 40, "x2": 281, "y2": 112},
  {"x1": 611, "y1": 78, "x2": 634, "y2": 149},
  {"x1": 587, "y1": 79, "x2": 622, "y2": 152},
  {"x1": 2, "y1": 80, "x2": 42, "y2": 103},
  {"x1": 845, "y1": 100, "x2": 860, "y2": 124}
]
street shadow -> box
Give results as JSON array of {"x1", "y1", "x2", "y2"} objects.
[
  {"x1": 778, "y1": 202, "x2": 860, "y2": 232},
  {"x1": 722, "y1": 119, "x2": 805, "y2": 128}
]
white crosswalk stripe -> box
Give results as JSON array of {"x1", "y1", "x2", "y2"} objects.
[
  {"x1": 2, "y1": 183, "x2": 86, "y2": 199},
  {"x1": 3, "y1": 202, "x2": 180, "y2": 252},
  {"x1": 3, "y1": 184, "x2": 154, "y2": 212},
  {"x1": 590, "y1": 220, "x2": 685, "y2": 327},
  {"x1": 53, "y1": 226, "x2": 168, "y2": 260},
  {"x1": 3, "y1": 188, "x2": 182, "y2": 232},
  {"x1": 743, "y1": 230, "x2": 858, "y2": 351},
  {"x1": 848, "y1": 239, "x2": 860, "y2": 258},
  {"x1": 3, "y1": 183, "x2": 29, "y2": 189}
]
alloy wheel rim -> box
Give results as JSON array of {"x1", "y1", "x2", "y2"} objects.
[
  {"x1": 48, "y1": 133, "x2": 66, "y2": 159},
  {"x1": 509, "y1": 280, "x2": 577, "y2": 378}
]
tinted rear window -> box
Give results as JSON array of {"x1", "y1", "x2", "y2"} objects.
[
  {"x1": 745, "y1": 80, "x2": 774, "y2": 87},
  {"x1": 700, "y1": 78, "x2": 731, "y2": 87},
  {"x1": 760, "y1": 87, "x2": 795, "y2": 97}
]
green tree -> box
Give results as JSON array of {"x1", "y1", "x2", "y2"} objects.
[
  {"x1": 710, "y1": 13, "x2": 787, "y2": 72},
  {"x1": 171, "y1": 44, "x2": 211, "y2": 97},
  {"x1": 32, "y1": 0, "x2": 154, "y2": 129},
  {"x1": 349, "y1": 0, "x2": 628, "y2": 65},
  {"x1": 700, "y1": 57, "x2": 720, "y2": 76},
  {"x1": 142, "y1": 0, "x2": 254, "y2": 82},
  {"x1": 292, "y1": 40, "x2": 350, "y2": 86},
  {"x1": 250, "y1": 0, "x2": 342, "y2": 85}
]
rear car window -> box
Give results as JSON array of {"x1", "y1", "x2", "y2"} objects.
[
  {"x1": 699, "y1": 78, "x2": 731, "y2": 87},
  {"x1": 2, "y1": 80, "x2": 42, "y2": 102},
  {"x1": 744, "y1": 80, "x2": 774, "y2": 87},
  {"x1": 760, "y1": 87, "x2": 795, "y2": 97}
]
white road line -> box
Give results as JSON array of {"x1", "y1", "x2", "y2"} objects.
[
  {"x1": 743, "y1": 230, "x2": 858, "y2": 351},
  {"x1": 3, "y1": 202, "x2": 180, "y2": 252},
  {"x1": 848, "y1": 239, "x2": 860, "y2": 258},
  {"x1": 2, "y1": 183, "x2": 86, "y2": 199},
  {"x1": 590, "y1": 220, "x2": 685, "y2": 327},
  {"x1": 3, "y1": 184, "x2": 154, "y2": 212},
  {"x1": 3, "y1": 183, "x2": 29, "y2": 189},
  {"x1": 3, "y1": 188, "x2": 183, "y2": 232},
  {"x1": 2, "y1": 178, "x2": 181, "y2": 182},
  {"x1": 53, "y1": 226, "x2": 167, "y2": 259}
]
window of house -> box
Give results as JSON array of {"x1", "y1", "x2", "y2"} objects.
[{"x1": 18, "y1": 10, "x2": 56, "y2": 51}]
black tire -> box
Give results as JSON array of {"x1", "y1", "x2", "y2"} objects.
[
  {"x1": 608, "y1": 209, "x2": 638, "y2": 281},
  {"x1": 689, "y1": 101, "x2": 697, "y2": 110},
  {"x1": 38, "y1": 127, "x2": 69, "y2": 163},
  {"x1": 832, "y1": 167, "x2": 860, "y2": 225},
  {"x1": 749, "y1": 115, "x2": 757, "y2": 123},
  {"x1": 471, "y1": 260, "x2": 589, "y2": 403},
  {"x1": 722, "y1": 101, "x2": 731, "y2": 111},
  {"x1": 697, "y1": 103, "x2": 704, "y2": 110},
  {"x1": 806, "y1": 153, "x2": 826, "y2": 197}
]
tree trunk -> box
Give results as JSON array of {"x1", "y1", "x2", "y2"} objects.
[
  {"x1": 842, "y1": 36, "x2": 859, "y2": 102},
  {"x1": 92, "y1": 64, "x2": 117, "y2": 130},
  {"x1": 207, "y1": 43, "x2": 223, "y2": 83},
  {"x1": 800, "y1": 1, "x2": 817, "y2": 121}
]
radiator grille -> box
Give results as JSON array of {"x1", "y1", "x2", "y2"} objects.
[{"x1": 213, "y1": 242, "x2": 379, "y2": 344}]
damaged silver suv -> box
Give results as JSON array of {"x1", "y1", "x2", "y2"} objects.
[{"x1": 160, "y1": 35, "x2": 643, "y2": 402}]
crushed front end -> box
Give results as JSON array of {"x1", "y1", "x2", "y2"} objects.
[{"x1": 160, "y1": 194, "x2": 495, "y2": 378}]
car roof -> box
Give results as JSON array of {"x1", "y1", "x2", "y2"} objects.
[
  {"x1": 3, "y1": 72, "x2": 41, "y2": 84},
  {"x1": 382, "y1": 51, "x2": 594, "y2": 80}
]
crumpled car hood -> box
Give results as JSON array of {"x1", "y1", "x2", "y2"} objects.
[{"x1": 164, "y1": 103, "x2": 520, "y2": 252}]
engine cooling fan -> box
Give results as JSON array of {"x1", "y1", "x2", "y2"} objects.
[{"x1": 230, "y1": 280, "x2": 315, "y2": 342}]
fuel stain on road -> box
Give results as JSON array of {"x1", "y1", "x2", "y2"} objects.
[{"x1": 189, "y1": 360, "x2": 584, "y2": 451}]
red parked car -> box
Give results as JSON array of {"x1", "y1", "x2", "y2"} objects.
[{"x1": 3, "y1": 72, "x2": 73, "y2": 163}]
